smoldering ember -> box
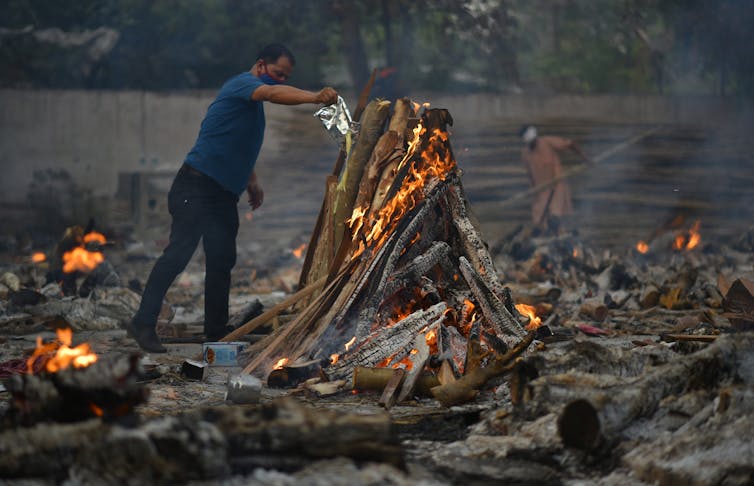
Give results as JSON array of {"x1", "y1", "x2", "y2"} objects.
[{"x1": 1, "y1": 96, "x2": 753, "y2": 486}]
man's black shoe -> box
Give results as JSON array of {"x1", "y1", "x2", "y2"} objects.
[{"x1": 127, "y1": 323, "x2": 167, "y2": 353}]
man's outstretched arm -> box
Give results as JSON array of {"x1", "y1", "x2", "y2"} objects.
[{"x1": 252, "y1": 85, "x2": 338, "y2": 105}]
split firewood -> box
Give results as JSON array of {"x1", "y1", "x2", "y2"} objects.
[
  {"x1": 352, "y1": 366, "x2": 439, "y2": 396},
  {"x1": 332, "y1": 99, "x2": 392, "y2": 251},
  {"x1": 721, "y1": 277, "x2": 754, "y2": 330},
  {"x1": 556, "y1": 333, "x2": 754, "y2": 450},
  {"x1": 298, "y1": 71, "x2": 377, "y2": 288},
  {"x1": 325, "y1": 302, "x2": 447, "y2": 381},
  {"x1": 378, "y1": 368, "x2": 405, "y2": 409},
  {"x1": 437, "y1": 360, "x2": 457, "y2": 385},
  {"x1": 382, "y1": 241, "x2": 453, "y2": 298},
  {"x1": 297, "y1": 175, "x2": 338, "y2": 299},
  {"x1": 369, "y1": 98, "x2": 414, "y2": 215},
  {"x1": 396, "y1": 327, "x2": 433, "y2": 403},
  {"x1": 448, "y1": 184, "x2": 505, "y2": 297},
  {"x1": 431, "y1": 331, "x2": 536, "y2": 407},
  {"x1": 463, "y1": 319, "x2": 485, "y2": 375},
  {"x1": 459, "y1": 256, "x2": 526, "y2": 339},
  {"x1": 353, "y1": 130, "x2": 403, "y2": 213},
  {"x1": 639, "y1": 284, "x2": 660, "y2": 308}
]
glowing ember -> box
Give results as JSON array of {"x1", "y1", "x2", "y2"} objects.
[
  {"x1": 31, "y1": 252, "x2": 46, "y2": 263},
  {"x1": 636, "y1": 240, "x2": 649, "y2": 254},
  {"x1": 330, "y1": 353, "x2": 340, "y2": 365},
  {"x1": 273, "y1": 357, "x2": 289, "y2": 370},
  {"x1": 515, "y1": 303, "x2": 542, "y2": 330},
  {"x1": 291, "y1": 243, "x2": 307, "y2": 259},
  {"x1": 26, "y1": 327, "x2": 98, "y2": 374}
]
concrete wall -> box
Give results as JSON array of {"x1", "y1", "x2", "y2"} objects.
[{"x1": 0, "y1": 89, "x2": 749, "y2": 203}]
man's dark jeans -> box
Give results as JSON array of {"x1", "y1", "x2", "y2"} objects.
[{"x1": 132, "y1": 164, "x2": 239, "y2": 337}]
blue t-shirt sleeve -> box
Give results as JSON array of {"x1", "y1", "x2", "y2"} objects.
[{"x1": 226, "y1": 73, "x2": 264, "y2": 102}]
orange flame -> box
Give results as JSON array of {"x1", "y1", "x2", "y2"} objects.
[
  {"x1": 62, "y1": 231, "x2": 107, "y2": 273},
  {"x1": 291, "y1": 243, "x2": 307, "y2": 259},
  {"x1": 515, "y1": 303, "x2": 542, "y2": 331},
  {"x1": 31, "y1": 252, "x2": 47, "y2": 263},
  {"x1": 273, "y1": 357, "x2": 289, "y2": 370},
  {"x1": 26, "y1": 328, "x2": 98, "y2": 374},
  {"x1": 350, "y1": 118, "x2": 456, "y2": 257},
  {"x1": 344, "y1": 336, "x2": 357, "y2": 351},
  {"x1": 672, "y1": 220, "x2": 701, "y2": 251},
  {"x1": 636, "y1": 241, "x2": 649, "y2": 254},
  {"x1": 330, "y1": 353, "x2": 339, "y2": 365},
  {"x1": 83, "y1": 231, "x2": 107, "y2": 245}
]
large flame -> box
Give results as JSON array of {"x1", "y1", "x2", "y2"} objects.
[
  {"x1": 26, "y1": 328, "x2": 98, "y2": 373},
  {"x1": 515, "y1": 303, "x2": 542, "y2": 330},
  {"x1": 350, "y1": 119, "x2": 456, "y2": 258}
]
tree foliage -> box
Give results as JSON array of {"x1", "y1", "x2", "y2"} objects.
[{"x1": 0, "y1": 0, "x2": 751, "y2": 96}]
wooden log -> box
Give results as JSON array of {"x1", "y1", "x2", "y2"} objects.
[
  {"x1": 352, "y1": 366, "x2": 440, "y2": 396},
  {"x1": 0, "y1": 397, "x2": 404, "y2": 481},
  {"x1": 369, "y1": 98, "x2": 414, "y2": 215},
  {"x1": 332, "y1": 99, "x2": 392, "y2": 251},
  {"x1": 396, "y1": 328, "x2": 433, "y2": 403},
  {"x1": 381, "y1": 241, "x2": 452, "y2": 298},
  {"x1": 353, "y1": 130, "x2": 403, "y2": 215},
  {"x1": 5, "y1": 354, "x2": 148, "y2": 424},
  {"x1": 266, "y1": 359, "x2": 325, "y2": 389},
  {"x1": 239, "y1": 263, "x2": 355, "y2": 374},
  {"x1": 298, "y1": 70, "x2": 377, "y2": 288},
  {"x1": 579, "y1": 298, "x2": 609, "y2": 322},
  {"x1": 298, "y1": 176, "x2": 338, "y2": 296},
  {"x1": 220, "y1": 276, "x2": 326, "y2": 342},
  {"x1": 448, "y1": 182, "x2": 505, "y2": 297},
  {"x1": 325, "y1": 302, "x2": 447, "y2": 381},
  {"x1": 556, "y1": 333, "x2": 754, "y2": 450},
  {"x1": 459, "y1": 256, "x2": 526, "y2": 339},
  {"x1": 431, "y1": 331, "x2": 536, "y2": 407},
  {"x1": 378, "y1": 368, "x2": 405, "y2": 409}
]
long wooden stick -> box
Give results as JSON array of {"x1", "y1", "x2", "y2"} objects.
[
  {"x1": 219, "y1": 276, "x2": 327, "y2": 342},
  {"x1": 499, "y1": 127, "x2": 661, "y2": 209}
]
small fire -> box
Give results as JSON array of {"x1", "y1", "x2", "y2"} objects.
[
  {"x1": 515, "y1": 303, "x2": 542, "y2": 330},
  {"x1": 62, "y1": 231, "x2": 107, "y2": 273},
  {"x1": 31, "y1": 252, "x2": 47, "y2": 263},
  {"x1": 291, "y1": 243, "x2": 307, "y2": 259},
  {"x1": 26, "y1": 328, "x2": 98, "y2": 374},
  {"x1": 671, "y1": 220, "x2": 701, "y2": 251},
  {"x1": 330, "y1": 353, "x2": 339, "y2": 365},
  {"x1": 273, "y1": 357, "x2": 289, "y2": 370},
  {"x1": 636, "y1": 240, "x2": 649, "y2": 254}
]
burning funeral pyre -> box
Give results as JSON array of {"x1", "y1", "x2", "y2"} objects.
[{"x1": 234, "y1": 100, "x2": 539, "y2": 405}]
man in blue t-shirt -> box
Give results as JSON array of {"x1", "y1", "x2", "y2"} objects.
[{"x1": 128, "y1": 44, "x2": 338, "y2": 353}]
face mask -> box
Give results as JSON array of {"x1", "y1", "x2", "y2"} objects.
[{"x1": 259, "y1": 63, "x2": 284, "y2": 85}]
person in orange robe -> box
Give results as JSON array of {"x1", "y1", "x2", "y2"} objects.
[{"x1": 520, "y1": 125, "x2": 590, "y2": 232}]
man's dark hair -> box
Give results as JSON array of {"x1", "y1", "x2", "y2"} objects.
[{"x1": 256, "y1": 43, "x2": 296, "y2": 65}]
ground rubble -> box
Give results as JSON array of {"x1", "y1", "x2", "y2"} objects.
[{"x1": 0, "y1": 225, "x2": 753, "y2": 485}]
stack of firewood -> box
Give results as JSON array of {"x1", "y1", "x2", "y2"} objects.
[{"x1": 230, "y1": 95, "x2": 534, "y2": 407}]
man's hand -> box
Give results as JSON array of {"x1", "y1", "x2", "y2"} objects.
[
  {"x1": 316, "y1": 87, "x2": 338, "y2": 105},
  {"x1": 247, "y1": 178, "x2": 264, "y2": 210}
]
